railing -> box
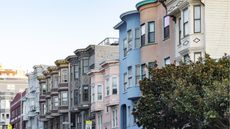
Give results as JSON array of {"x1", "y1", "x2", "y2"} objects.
[{"x1": 98, "y1": 37, "x2": 118, "y2": 46}]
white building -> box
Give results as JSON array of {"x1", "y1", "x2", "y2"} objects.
[
  {"x1": 165, "y1": 0, "x2": 230, "y2": 63},
  {"x1": 0, "y1": 66, "x2": 28, "y2": 129},
  {"x1": 22, "y1": 65, "x2": 48, "y2": 129}
]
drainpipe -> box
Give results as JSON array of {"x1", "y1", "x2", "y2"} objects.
[{"x1": 68, "y1": 63, "x2": 71, "y2": 129}]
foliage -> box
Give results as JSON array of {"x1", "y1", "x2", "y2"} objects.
[{"x1": 133, "y1": 54, "x2": 230, "y2": 129}]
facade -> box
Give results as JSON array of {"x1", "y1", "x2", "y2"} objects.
[
  {"x1": 165, "y1": 0, "x2": 230, "y2": 63},
  {"x1": 89, "y1": 60, "x2": 120, "y2": 129},
  {"x1": 114, "y1": 10, "x2": 141, "y2": 129},
  {"x1": 68, "y1": 37, "x2": 119, "y2": 129},
  {"x1": 136, "y1": 0, "x2": 175, "y2": 67},
  {"x1": 0, "y1": 66, "x2": 28, "y2": 129},
  {"x1": 10, "y1": 90, "x2": 26, "y2": 129},
  {"x1": 22, "y1": 65, "x2": 48, "y2": 129}
]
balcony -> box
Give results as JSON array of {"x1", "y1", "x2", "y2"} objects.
[{"x1": 91, "y1": 101, "x2": 104, "y2": 112}]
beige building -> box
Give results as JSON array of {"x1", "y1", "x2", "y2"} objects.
[
  {"x1": 165, "y1": 0, "x2": 230, "y2": 63},
  {"x1": 0, "y1": 66, "x2": 28, "y2": 129}
]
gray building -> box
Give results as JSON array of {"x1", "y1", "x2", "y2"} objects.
[
  {"x1": 22, "y1": 65, "x2": 48, "y2": 129},
  {"x1": 66, "y1": 37, "x2": 119, "y2": 129},
  {"x1": 0, "y1": 67, "x2": 28, "y2": 129}
]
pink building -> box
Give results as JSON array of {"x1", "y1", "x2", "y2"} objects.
[{"x1": 89, "y1": 60, "x2": 119, "y2": 129}]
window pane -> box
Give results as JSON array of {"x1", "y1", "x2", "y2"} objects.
[
  {"x1": 194, "y1": 52, "x2": 202, "y2": 62},
  {"x1": 141, "y1": 24, "x2": 145, "y2": 35},
  {"x1": 164, "y1": 57, "x2": 171, "y2": 65},
  {"x1": 194, "y1": 6, "x2": 201, "y2": 19},
  {"x1": 97, "y1": 85, "x2": 102, "y2": 100},
  {"x1": 184, "y1": 23, "x2": 189, "y2": 36},
  {"x1": 112, "y1": 77, "x2": 117, "y2": 94},
  {"x1": 183, "y1": 8, "x2": 189, "y2": 22},
  {"x1": 194, "y1": 20, "x2": 201, "y2": 32},
  {"x1": 148, "y1": 22, "x2": 155, "y2": 32},
  {"x1": 135, "y1": 28, "x2": 141, "y2": 48},
  {"x1": 164, "y1": 16, "x2": 170, "y2": 27}
]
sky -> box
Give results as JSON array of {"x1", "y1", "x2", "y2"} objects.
[{"x1": 0, "y1": 0, "x2": 140, "y2": 72}]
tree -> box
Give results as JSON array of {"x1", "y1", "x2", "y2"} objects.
[{"x1": 133, "y1": 55, "x2": 230, "y2": 129}]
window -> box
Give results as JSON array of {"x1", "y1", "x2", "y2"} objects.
[
  {"x1": 164, "y1": 57, "x2": 171, "y2": 66},
  {"x1": 148, "y1": 21, "x2": 155, "y2": 43},
  {"x1": 141, "y1": 24, "x2": 146, "y2": 46},
  {"x1": 83, "y1": 85, "x2": 89, "y2": 101},
  {"x1": 178, "y1": 17, "x2": 182, "y2": 45},
  {"x1": 47, "y1": 78, "x2": 51, "y2": 91},
  {"x1": 106, "y1": 78, "x2": 110, "y2": 96},
  {"x1": 53, "y1": 96, "x2": 59, "y2": 110},
  {"x1": 135, "y1": 28, "x2": 141, "y2": 48},
  {"x1": 52, "y1": 74, "x2": 59, "y2": 88},
  {"x1": 74, "y1": 89, "x2": 79, "y2": 105},
  {"x1": 44, "y1": 103, "x2": 47, "y2": 115},
  {"x1": 112, "y1": 108, "x2": 118, "y2": 128},
  {"x1": 124, "y1": 73, "x2": 128, "y2": 92},
  {"x1": 141, "y1": 64, "x2": 147, "y2": 79},
  {"x1": 194, "y1": 52, "x2": 202, "y2": 62},
  {"x1": 61, "y1": 68, "x2": 68, "y2": 83},
  {"x1": 60, "y1": 91, "x2": 68, "y2": 106},
  {"x1": 128, "y1": 106, "x2": 131, "y2": 126},
  {"x1": 0, "y1": 100, "x2": 10, "y2": 109},
  {"x1": 127, "y1": 30, "x2": 132, "y2": 51},
  {"x1": 74, "y1": 64, "x2": 79, "y2": 79},
  {"x1": 112, "y1": 77, "x2": 118, "y2": 94},
  {"x1": 128, "y1": 66, "x2": 132, "y2": 87},
  {"x1": 98, "y1": 113, "x2": 103, "y2": 129},
  {"x1": 83, "y1": 59, "x2": 89, "y2": 74},
  {"x1": 48, "y1": 99, "x2": 52, "y2": 112},
  {"x1": 97, "y1": 85, "x2": 102, "y2": 100},
  {"x1": 194, "y1": 5, "x2": 201, "y2": 33},
  {"x1": 91, "y1": 85, "x2": 95, "y2": 102},
  {"x1": 42, "y1": 84, "x2": 46, "y2": 94},
  {"x1": 184, "y1": 54, "x2": 190, "y2": 64},
  {"x1": 164, "y1": 16, "x2": 170, "y2": 39},
  {"x1": 183, "y1": 8, "x2": 189, "y2": 36},
  {"x1": 123, "y1": 38, "x2": 128, "y2": 57},
  {"x1": 135, "y1": 65, "x2": 141, "y2": 85}
]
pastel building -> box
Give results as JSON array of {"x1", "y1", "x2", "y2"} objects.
[
  {"x1": 164, "y1": 0, "x2": 230, "y2": 63},
  {"x1": 22, "y1": 65, "x2": 48, "y2": 129},
  {"x1": 114, "y1": 10, "x2": 141, "y2": 129},
  {"x1": 65, "y1": 38, "x2": 119, "y2": 129},
  {"x1": 89, "y1": 60, "x2": 119, "y2": 129},
  {"x1": 136, "y1": 0, "x2": 175, "y2": 68}
]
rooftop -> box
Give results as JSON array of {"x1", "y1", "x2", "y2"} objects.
[{"x1": 136, "y1": 0, "x2": 158, "y2": 10}]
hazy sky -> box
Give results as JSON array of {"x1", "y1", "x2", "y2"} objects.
[{"x1": 0, "y1": 0, "x2": 140, "y2": 71}]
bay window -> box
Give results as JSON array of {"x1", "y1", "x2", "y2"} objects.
[
  {"x1": 127, "y1": 30, "x2": 132, "y2": 51},
  {"x1": 128, "y1": 66, "x2": 132, "y2": 87},
  {"x1": 112, "y1": 108, "x2": 118, "y2": 128},
  {"x1": 82, "y1": 85, "x2": 89, "y2": 102},
  {"x1": 123, "y1": 38, "x2": 128, "y2": 57},
  {"x1": 135, "y1": 28, "x2": 141, "y2": 48},
  {"x1": 61, "y1": 68, "x2": 68, "y2": 83},
  {"x1": 135, "y1": 65, "x2": 140, "y2": 85},
  {"x1": 106, "y1": 78, "x2": 110, "y2": 96}
]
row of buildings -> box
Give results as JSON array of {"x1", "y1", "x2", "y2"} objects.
[{"x1": 9, "y1": 0, "x2": 230, "y2": 129}]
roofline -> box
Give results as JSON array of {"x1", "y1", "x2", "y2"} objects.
[
  {"x1": 114, "y1": 10, "x2": 139, "y2": 29},
  {"x1": 136, "y1": 0, "x2": 158, "y2": 10}
]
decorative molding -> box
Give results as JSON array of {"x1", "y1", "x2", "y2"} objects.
[
  {"x1": 183, "y1": 40, "x2": 189, "y2": 46},
  {"x1": 193, "y1": 38, "x2": 200, "y2": 43}
]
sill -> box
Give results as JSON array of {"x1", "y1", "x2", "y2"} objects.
[
  {"x1": 163, "y1": 37, "x2": 170, "y2": 41},
  {"x1": 141, "y1": 43, "x2": 157, "y2": 47}
]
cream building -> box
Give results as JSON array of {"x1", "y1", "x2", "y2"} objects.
[
  {"x1": 0, "y1": 65, "x2": 28, "y2": 129},
  {"x1": 165, "y1": 0, "x2": 230, "y2": 63}
]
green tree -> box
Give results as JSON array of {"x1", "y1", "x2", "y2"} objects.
[{"x1": 133, "y1": 55, "x2": 230, "y2": 129}]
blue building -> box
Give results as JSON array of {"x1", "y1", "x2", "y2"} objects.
[{"x1": 114, "y1": 10, "x2": 141, "y2": 129}]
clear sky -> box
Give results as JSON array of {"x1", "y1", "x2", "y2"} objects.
[{"x1": 0, "y1": 0, "x2": 140, "y2": 72}]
